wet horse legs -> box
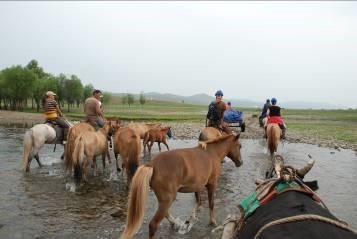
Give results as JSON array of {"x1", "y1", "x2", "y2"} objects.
[
  {"x1": 149, "y1": 198, "x2": 174, "y2": 239},
  {"x1": 206, "y1": 184, "x2": 217, "y2": 225}
]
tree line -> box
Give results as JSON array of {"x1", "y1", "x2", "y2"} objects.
[{"x1": 0, "y1": 59, "x2": 111, "y2": 112}]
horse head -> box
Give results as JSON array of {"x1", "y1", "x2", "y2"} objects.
[
  {"x1": 166, "y1": 126, "x2": 172, "y2": 139},
  {"x1": 226, "y1": 134, "x2": 243, "y2": 167}
]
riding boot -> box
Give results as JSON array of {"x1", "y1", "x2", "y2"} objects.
[
  {"x1": 281, "y1": 127, "x2": 286, "y2": 139},
  {"x1": 263, "y1": 126, "x2": 267, "y2": 139},
  {"x1": 63, "y1": 128, "x2": 69, "y2": 144}
]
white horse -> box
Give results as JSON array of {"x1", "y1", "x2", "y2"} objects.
[{"x1": 21, "y1": 123, "x2": 70, "y2": 172}]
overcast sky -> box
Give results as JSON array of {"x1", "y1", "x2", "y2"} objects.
[{"x1": 1, "y1": 1, "x2": 356, "y2": 108}]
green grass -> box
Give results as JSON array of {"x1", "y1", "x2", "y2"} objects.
[{"x1": 22, "y1": 97, "x2": 357, "y2": 145}]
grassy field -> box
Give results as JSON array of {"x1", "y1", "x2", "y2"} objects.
[{"x1": 24, "y1": 97, "x2": 357, "y2": 145}]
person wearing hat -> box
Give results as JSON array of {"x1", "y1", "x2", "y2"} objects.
[
  {"x1": 206, "y1": 90, "x2": 230, "y2": 134},
  {"x1": 84, "y1": 89, "x2": 105, "y2": 129},
  {"x1": 42, "y1": 91, "x2": 70, "y2": 139}
]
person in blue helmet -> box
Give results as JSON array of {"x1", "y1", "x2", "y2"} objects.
[
  {"x1": 265, "y1": 97, "x2": 286, "y2": 139},
  {"x1": 206, "y1": 90, "x2": 231, "y2": 134}
]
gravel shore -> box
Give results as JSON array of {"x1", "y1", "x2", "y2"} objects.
[{"x1": 1, "y1": 110, "x2": 356, "y2": 151}]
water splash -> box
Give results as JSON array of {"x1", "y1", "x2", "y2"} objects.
[{"x1": 65, "y1": 182, "x2": 76, "y2": 192}]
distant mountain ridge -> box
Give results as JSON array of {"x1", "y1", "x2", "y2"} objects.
[{"x1": 113, "y1": 92, "x2": 346, "y2": 109}]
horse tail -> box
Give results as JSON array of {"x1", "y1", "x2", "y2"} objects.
[
  {"x1": 64, "y1": 126, "x2": 75, "y2": 172},
  {"x1": 267, "y1": 125, "x2": 278, "y2": 155},
  {"x1": 121, "y1": 165, "x2": 153, "y2": 239},
  {"x1": 73, "y1": 136, "x2": 85, "y2": 185},
  {"x1": 128, "y1": 139, "x2": 140, "y2": 179},
  {"x1": 21, "y1": 130, "x2": 34, "y2": 171}
]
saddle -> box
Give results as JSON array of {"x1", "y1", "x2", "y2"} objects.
[{"x1": 45, "y1": 119, "x2": 68, "y2": 144}]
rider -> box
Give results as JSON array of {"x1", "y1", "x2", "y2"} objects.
[
  {"x1": 207, "y1": 90, "x2": 231, "y2": 134},
  {"x1": 84, "y1": 89, "x2": 105, "y2": 129},
  {"x1": 42, "y1": 91, "x2": 70, "y2": 142},
  {"x1": 265, "y1": 97, "x2": 286, "y2": 139},
  {"x1": 259, "y1": 99, "x2": 271, "y2": 127}
]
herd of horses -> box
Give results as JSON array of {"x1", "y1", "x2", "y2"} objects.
[{"x1": 20, "y1": 120, "x2": 356, "y2": 239}]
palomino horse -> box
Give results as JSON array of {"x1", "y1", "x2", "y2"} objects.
[
  {"x1": 21, "y1": 121, "x2": 73, "y2": 173},
  {"x1": 127, "y1": 122, "x2": 161, "y2": 139},
  {"x1": 113, "y1": 127, "x2": 141, "y2": 187},
  {"x1": 64, "y1": 122, "x2": 95, "y2": 172},
  {"x1": 266, "y1": 123, "x2": 281, "y2": 157},
  {"x1": 71, "y1": 121, "x2": 115, "y2": 185},
  {"x1": 198, "y1": 126, "x2": 225, "y2": 141},
  {"x1": 120, "y1": 134, "x2": 243, "y2": 239}
]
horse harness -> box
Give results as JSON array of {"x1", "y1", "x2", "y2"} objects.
[{"x1": 233, "y1": 165, "x2": 357, "y2": 238}]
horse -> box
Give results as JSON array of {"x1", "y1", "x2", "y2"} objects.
[
  {"x1": 71, "y1": 121, "x2": 115, "y2": 185},
  {"x1": 266, "y1": 123, "x2": 281, "y2": 157},
  {"x1": 21, "y1": 121, "x2": 71, "y2": 173},
  {"x1": 113, "y1": 127, "x2": 142, "y2": 187},
  {"x1": 225, "y1": 155, "x2": 357, "y2": 239},
  {"x1": 198, "y1": 126, "x2": 225, "y2": 141},
  {"x1": 120, "y1": 134, "x2": 243, "y2": 239},
  {"x1": 143, "y1": 126, "x2": 171, "y2": 155},
  {"x1": 64, "y1": 122, "x2": 95, "y2": 172},
  {"x1": 127, "y1": 122, "x2": 161, "y2": 139}
]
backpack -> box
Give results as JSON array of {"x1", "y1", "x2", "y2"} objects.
[{"x1": 207, "y1": 102, "x2": 219, "y2": 121}]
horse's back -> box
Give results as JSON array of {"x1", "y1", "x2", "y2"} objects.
[
  {"x1": 199, "y1": 127, "x2": 222, "y2": 141},
  {"x1": 237, "y1": 191, "x2": 357, "y2": 239},
  {"x1": 30, "y1": 123, "x2": 56, "y2": 144}
]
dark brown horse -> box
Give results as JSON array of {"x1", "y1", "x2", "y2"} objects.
[
  {"x1": 120, "y1": 134, "x2": 242, "y2": 239},
  {"x1": 266, "y1": 123, "x2": 281, "y2": 157},
  {"x1": 113, "y1": 127, "x2": 142, "y2": 187}
]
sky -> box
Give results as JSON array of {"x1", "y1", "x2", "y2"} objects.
[{"x1": 0, "y1": 1, "x2": 356, "y2": 108}]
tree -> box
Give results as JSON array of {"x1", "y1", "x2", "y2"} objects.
[
  {"x1": 64, "y1": 75, "x2": 83, "y2": 111},
  {"x1": 83, "y1": 84, "x2": 94, "y2": 102},
  {"x1": 139, "y1": 91, "x2": 146, "y2": 108},
  {"x1": 127, "y1": 93, "x2": 134, "y2": 108}
]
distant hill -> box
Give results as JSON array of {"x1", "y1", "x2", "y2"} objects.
[{"x1": 112, "y1": 92, "x2": 346, "y2": 109}]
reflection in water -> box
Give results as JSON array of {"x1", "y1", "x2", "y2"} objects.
[{"x1": 0, "y1": 127, "x2": 356, "y2": 238}]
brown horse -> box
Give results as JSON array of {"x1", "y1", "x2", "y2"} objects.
[
  {"x1": 127, "y1": 122, "x2": 161, "y2": 139},
  {"x1": 198, "y1": 126, "x2": 225, "y2": 141},
  {"x1": 64, "y1": 122, "x2": 95, "y2": 172},
  {"x1": 266, "y1": 123, "x2": 281, "y2": 156},
  {"x1": 113, "y1": 127, "x2": 142, "y2": 187},
  {"x1": 71, "y1": 121, "x2": 115, "y2": 185},
  {"x1": 143, "y1": 126, "x2": 171, "y2": 154},
  {"x1": 120, "y1": 134, "x2": 242, "y2": 239}
]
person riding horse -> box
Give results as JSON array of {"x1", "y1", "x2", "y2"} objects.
[
  {"x1": 206, "y1": 90, "x2": 231, "y2": 134},
  {"x1": 259, "y1": 98, "x2": 271, "y2": 127},
  {"x1": 264, "y1": 98, "x2": 286, "y2": 139},
  {"x1": 84, "y1": 89, "x2": 105, "y2": 130},
  {"x1": 42, "y1": 90, "x2": 70, "y2": 143}
]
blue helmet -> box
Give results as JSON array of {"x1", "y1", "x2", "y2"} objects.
[
  {"x1": 215, "y1": 90, "x2": 223, "y2": 96},
  {"x1": 271, "y1": 98, "x2": 277, "y2": 105}
]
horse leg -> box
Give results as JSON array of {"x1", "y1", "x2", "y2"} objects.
[
  {"x1": 163, "y1": 140, "x2": 169, "y2": 151},
  {"x1": 106, "y1": 147, "x2": 111, "y2": 164},
  {"x1": 114, "y1": 149, "x2": 121, "y2": 172},
  {"x1": 92, "y1": 156, "x2": 98, "y2": 177},
  {"x1": 206, "y1": 184, "x2": 217, "y2": 226},
  {"x1": 35, "y1": 153, "x2": 43, "y2": 168},
  {"x1": 26, "y1": 155, "x2": 33, "y2": 173},
  {"x1": 148, "y1": 141, "x2": 154, "y2": 155},
  {"x1": 102, "y1": 153, "x2": 106, "y2": 169},
  {"x1": 149, "y1": 200, "x2": 173, "y2": 239},
  {"x1": 158, "y1": 142, "x2": 161, "y2": 152}
]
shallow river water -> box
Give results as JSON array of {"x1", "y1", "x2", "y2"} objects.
[{"x1": 0, "y1": 127, "x2": 356, "y2": 239}]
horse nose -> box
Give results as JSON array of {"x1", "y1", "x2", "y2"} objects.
[{"x1": 236, "y1": 159, "x2": 243, "y2": 167}]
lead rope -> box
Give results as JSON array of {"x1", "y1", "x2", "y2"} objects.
[{"x1": 254, "y1": 214, "x2": 357, "y2": 239}]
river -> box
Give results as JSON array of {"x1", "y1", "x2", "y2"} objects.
[{"x1": 0, "y1": 127, "x2": 356, "y2": 239}]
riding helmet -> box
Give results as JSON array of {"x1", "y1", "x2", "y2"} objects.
[
  {"x1": 215, "y1": 90, "x2": 224, "y2": 96},
  {"x1": 271, "y1": 98, "x2": 277, "y2": 105}
]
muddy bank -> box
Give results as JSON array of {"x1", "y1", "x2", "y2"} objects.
[{"x1": 1, "y1": 110, "x2": 356, "y2": 151}]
